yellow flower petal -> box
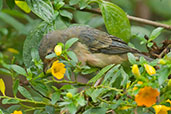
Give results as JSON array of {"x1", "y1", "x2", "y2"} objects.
[
  {"x1": 144, "y1": 64, "x2": 156, "y2": 75},
  {"x1": 135, "y1": 86, "x2": 159, "y2": 107},
  {"x1": 15, "y1": 1, "x2": 31, "y2": 13},
  {"x1": 0, "y1": 78, "x2": 6, "y2": 96},
  {"x1": 166, "y1": 99, "x2": 171, "y2": 106},
  {"x1": 51, "y1": 60, "x2": 66, "y2": 80},
  {"x1": 153, "y1": 105, "x2": 170, "y2": 114},
  {"x1": 54, "y1": 45, "x2": 62, "y2": 56},
  {"x1": 132, "y1": 64, "x2": 141, "y2": 77},
  {"x1": 11, "y1": 110, "x2": 22, "y2": 114}
]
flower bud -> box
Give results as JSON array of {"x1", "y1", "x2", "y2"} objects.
[
  {"x1": 66, "y1": 92, "x2": 72, "y2": 98},
  {"x1": 132, "y1": 64, "x2": 141, "y2": 77},
  {"x1": 144, "y1": 64, "x2": 156, "y2": 75},
  {"x1": 159, "y1": 59, "x2": 166, "y2": 65},
  {"x1": 54, "y1": 45, "x2": 62, "y2": 56}
]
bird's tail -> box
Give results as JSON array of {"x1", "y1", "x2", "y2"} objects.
[{"x1": 134, "y1": 53, "x2": 154, "y2": 62}]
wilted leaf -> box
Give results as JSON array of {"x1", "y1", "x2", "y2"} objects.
[
  {"x1": 0, "y1": 78, "x2": 5, "y2": 96},
  {"x1": 15, "y1": 1, "x2": 31, "y2": 13}
]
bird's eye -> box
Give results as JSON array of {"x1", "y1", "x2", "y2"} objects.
[{"x1": 47, "y1": 52, "x2": 52, "y2": 55}]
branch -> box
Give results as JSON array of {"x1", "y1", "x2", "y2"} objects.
[{"x1": 78, "y1": 8, "x2": 171, "y2": 31}]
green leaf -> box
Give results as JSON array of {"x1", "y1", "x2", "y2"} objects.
[
  {"x1": 83, "y1": 107, "x2": 107, "y2": 114},
  {"x1": 149, "y1": 27, "x2": 163, "y2": 41},
  {"x1": 99, "y1": 1, "x2": 131, "y2": 42},
  {"x1": 54, "y1": 2, "x2": 64, "y2": 10},
  {"x1": 79, "y1": 0, "x2": 88, "y2": 9},
  {"x1": 0, "y1": 68, "x2": 12, "y2": 76},
  {"x1": 69, "y1": 0, "x2": 80, "y2": 5},
  {"x1": 23, "y1": 21, "x2": 54, "y2": 67},
  {"x1": 11, "y1": 64, "x2": 27, "y2": 76},
  {"x1": 45, "y1": 53, "x2": 56, "y2": 59},
  {"x1": 0, "y1": 0, "x2": 3, "y2": 11},
  {"x1": 2, "y1": 98, "x2": 19, "y2": 104},
  {"x1": 13, "y1": 79, "x2": 19, "y2": 97},
  {"x1": 88, "y1": 64, "x2": 114, "y2": 84},
  {"x1": 66, "y1": 103, "x2": 77, "y2": 114},
  {"x1": 31, "y1": 48, "x2": 40, "y2": 61},
  {"x1": 45, "y1": 106, "x2": 55, "y2": 114},
  {"x1": 18, "y1": 86, "x2": 32, "y2": 100},
  {"x1": 120, "y1": 68, "x2": 128, "y2": 87},
  {"x1": 147, "y1": 42, "x2": 153, "y2": 48},
  {"x1": 60, "y1": 10, "x2": 73, "y2": 20},
  {"x1": 67, "y1": 51, "x2": 78, "y2": 63},
  {"x1": 51, "y1": 92, "x2": 60, "y2": 105},
  {"x1": 7, "y1": 105, "x2": 20, "y2": 113},
  {"x1": 6, "y1": 0, "x2": 15, "y2": 9},
  {"x1": 103, "y1": 64, "x2": 120, "y2": 84},
  {"x1": 15, "y1": 1, "x2": 31, "y2": 13},
  {"x1": 77, "y1": 95, "x2": 86, "y2": 106},
  {"x1": 127, "y1": 53, "x2": 137, "y2": 64},
  {"x1": 65, "y1": 38, "x2": 79, "y2": 50},
  {"x1": 26, "y1": 0, "x2": 54, "y2": 23},
  {"x1": 0, "y1": 109, "x2": 4, "y2": 114},
  {"x1": 158, "y1": 68, "x2": 170, "y2": 85},
  {"x1": 32, "y1": 83, "x2": 49, "y2": 96},
  {"x1": 0, "y1": 12, "x2": 27, "y2": 34}
]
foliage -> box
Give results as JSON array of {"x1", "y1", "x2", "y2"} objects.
[{"x1": 0, "y1": 0, "x2": 171, "y2": 114}]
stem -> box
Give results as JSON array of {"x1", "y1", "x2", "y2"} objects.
[
  {"x1": 94, "y1": 85, "x2": 123, "y2": 92},
  {"x1": 0, "y1": 96, "x2": 58, "y2": 107},
  {"x1": 77, "y1": 8, "x2": 171, "y2": 30},
  {"x1": 45, "y1": 79, "x2": 91, "y2": 86}
]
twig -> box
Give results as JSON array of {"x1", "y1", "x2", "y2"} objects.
[{"x1": 78, "y1": 8, "x2": 171, "y2": 30}]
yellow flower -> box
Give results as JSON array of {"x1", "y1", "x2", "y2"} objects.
[
  {"x1": 54, "y1": 45, "x2": 62, "y2": 56},
  {"x1": 132, "y1": 64, "x2": 141, "y2": 77},
  {"x1": 144, "y1": 64, "x2": 156, "y2": 75},
  {"x1": 0, "y1": 78, "x2": 6, "y2": 96},
  {"x1": 153, "y1": 105, "x2": 170, "y2": 114},
  {"x1": 51, "y1": 60, "x2": 66, "y2": 79},
  {"x1": 66, "y1": 92, "x2": 73, "y2": 98},
  {"x1": 135, "y1": 86, "x2": 159, "y2": 107},
  {"x1": 11, "y1": 110, "x2": 22, "y2": 114}
]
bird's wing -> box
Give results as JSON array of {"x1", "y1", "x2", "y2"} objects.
[{"x1": 78, "y1": 27, "x2": 138, "y2": 54}]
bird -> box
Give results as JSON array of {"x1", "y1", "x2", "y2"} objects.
[{"x1": 39, "y1": 26, "x2": 151, "y2": 72}]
